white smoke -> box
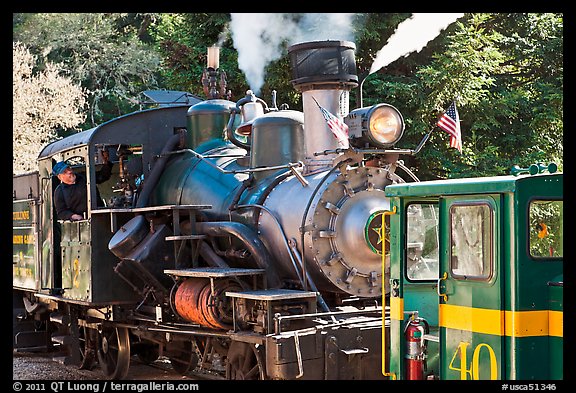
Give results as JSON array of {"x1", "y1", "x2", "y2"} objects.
[
  {"x1": 229, "y1": 13, "x2": 357, "y2": 94},
  {"x1": 215, "y1": 24, "x2": 229, "y2": 47},
  {"x1": 369, "y1": 13, "x2": 464, "y2": 75}
]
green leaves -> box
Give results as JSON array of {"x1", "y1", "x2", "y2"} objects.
[
  {"x1": 14, "y1": 13, "x2": 161, "y2": 126},
  {"x1": 13, "y1": 13, "x2": 562, "y2": 179},
  {"x1": 354, "y1": 13, "x2": 562, "y2": 179}
]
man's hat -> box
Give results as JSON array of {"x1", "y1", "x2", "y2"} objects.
[{"x1": 52, "y1": 161, "x2": 70, "y2": 176}]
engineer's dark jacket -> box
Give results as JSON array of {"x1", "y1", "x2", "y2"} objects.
[{"x1": 54, "y1": 162, "x2": 113, "y2": 220}]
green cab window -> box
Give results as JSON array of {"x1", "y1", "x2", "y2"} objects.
[
  {"x1": 450, "y1": 203, "x2": 493, "y2": 280},
  {"x1": 406, "y1": 203, "x2": 439, "y2": 281},
  {"x1": 529, "y1": 200, "x2": 563, "y2": 258}
]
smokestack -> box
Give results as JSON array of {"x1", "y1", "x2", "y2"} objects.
[
  {"x1": 202, "y1": 46, "x2": 230, "y2": 100},
  {"x1": 288, "y1": 40, "x2": 358, "y2": 174}
]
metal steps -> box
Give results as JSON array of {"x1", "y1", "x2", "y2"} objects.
[{"x1": 49, "y1": 311, "x2": 81, "y2": 366}]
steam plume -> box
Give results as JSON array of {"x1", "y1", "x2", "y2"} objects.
[
  {"x1": 369, "y1": 13, "x2": 464, "y2": 75},
  {"x1": 229, "y1": 13, "x2": 357, "y2": 94}
]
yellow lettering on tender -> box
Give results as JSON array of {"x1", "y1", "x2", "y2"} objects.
[
  {"x1": 13, "y1": 234, "x2": 34, "y2": 244},
  {"x1": 13, "y1": 210, "x2": 30, "y2": 220},
  {"x1": 13, "y1": 266, "x2": 33, "y2": 277}
]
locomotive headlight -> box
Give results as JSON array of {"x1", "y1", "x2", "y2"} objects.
[{"x1": 345, "y1": 104, "x2": 405, "y2": 148}]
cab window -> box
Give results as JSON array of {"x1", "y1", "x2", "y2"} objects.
[
  {"x1": 450, "y1": 202, "x2": 493, "y2": 280},
  {"x1": 406, "y1": 203, "x2": 439, "y2": 281},
  {"x1": 529, "y1": 200, "x2": 563, "y2": 258}
]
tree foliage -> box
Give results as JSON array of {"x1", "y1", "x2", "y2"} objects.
[
  {"x1": 12, "y1": 13, "x2": 562, "y2": 180},
  {"x1": 13, "y1": 13, "x2": 162, "y2": 128},
  {"x1": 354, "y1": 13, "x2": 563, "y2": 179},
  {"x1": 152, "y1": 13, "x2": 251, "y2": 102},
  {"x1": 13, "y1": 42, "x2": 87, "y2": 174}
]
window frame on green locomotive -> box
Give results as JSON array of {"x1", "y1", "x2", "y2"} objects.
[
  {"x1": 526, "y1": 197, "x2": 563, "y2": 261},
  {"x1": 404, "y1": 201, "x2": 440, "y2": 283},
  {"x1": 448, "y1": 200, "x2": 495, "y2": 282}
]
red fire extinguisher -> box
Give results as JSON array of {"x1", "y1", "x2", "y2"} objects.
[{"x1": 404, "y1": 313, "x2": 428, "y2": 380}]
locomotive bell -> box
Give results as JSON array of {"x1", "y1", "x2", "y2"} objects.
[{"x1": 236, "y1": 98, "x2": 265, "y2": 136}]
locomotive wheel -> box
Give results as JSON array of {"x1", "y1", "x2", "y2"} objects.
[
  {"x1": 168, "y1": 341, "x2": 198, "y2": 375},
  {"x1": 226, "y1": 341, "x2": 265, "y2": 380},
  {"x1": 97, "y1": 326, "x2": 130, "y2": 380},
  {"x1": 78, "y1": 325, "x2": 97, "y2": 370}
]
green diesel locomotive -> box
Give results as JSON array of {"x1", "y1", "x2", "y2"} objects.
[{"x1": 382, "y1": 163, "x2": 563, "y2": 380}]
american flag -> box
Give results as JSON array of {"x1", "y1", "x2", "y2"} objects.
[
  {"x1": 312, "y1": 97, "x2": 350, "y2": 149},
  {"x1": 437, "y1": 101, "x2": 462, "y2": 153}
]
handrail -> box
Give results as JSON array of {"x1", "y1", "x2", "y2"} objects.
[{"x1": 381, "y1": 206, "x2": 397, "y2": 379}]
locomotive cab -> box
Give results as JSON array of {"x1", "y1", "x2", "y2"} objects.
[
  {"x1": 31, "y1": 105, "x2": 191, "y2": 303},
  {"x1": 385, "y1": 166, "x2": 563, "y2": 380}
]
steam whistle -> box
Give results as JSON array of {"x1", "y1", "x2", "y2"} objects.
[
  {"x1": 511, "y1": 162, "x2": 558, "y2": 176},
  {"x1": 202, "y1": 46, "x2": 231, "y2": 100}
]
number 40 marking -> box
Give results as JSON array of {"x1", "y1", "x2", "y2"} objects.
[{"x1": 448, "y1": 342, "x2": 498, "y2": 380}]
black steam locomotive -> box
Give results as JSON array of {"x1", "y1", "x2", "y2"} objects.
[{"x1": 13, "y1": 40, "x2": 419, "y2": 380}]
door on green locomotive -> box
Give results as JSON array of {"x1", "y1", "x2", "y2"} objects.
[
  {"x1": 385, "y1": 167, "x2": 563, "y2": 380},
  {"x1": 438, "y1": 193, "x2": 504, "y2": 380}
]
